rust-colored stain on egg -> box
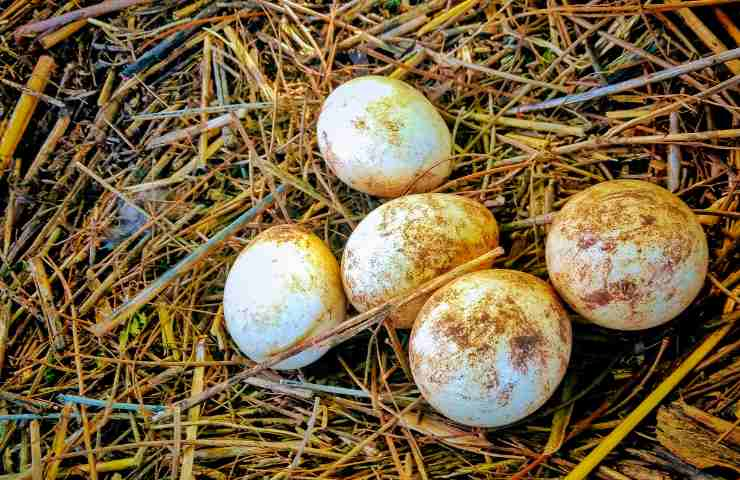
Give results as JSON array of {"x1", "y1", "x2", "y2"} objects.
[
  {"x1": 546, "y1": 180, "x2": 708, "y2": 331},
  {"x1": 409, "y1": 269, "x2": 572, "y2": 427},
  {"x1": 342, "y1": 193, "x2": 499, "y2": 329}
]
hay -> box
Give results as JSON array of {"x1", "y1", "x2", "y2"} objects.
[{"x1": 1, "y1": 1, "x2": 739, "y2": 478}]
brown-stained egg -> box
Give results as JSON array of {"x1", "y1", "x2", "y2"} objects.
[
  {"x1": 409, "y1": 269, "x2": 572, "y2": 427},
  {"x1": 546, "y1": 179, "x2": 708, "y2": 331},
  {"x1": 317, "y1": 75, "x2": 452, "y2": 198},
  {"x1": 341, "y1": 193, "x2": 499, "y2": 329}
]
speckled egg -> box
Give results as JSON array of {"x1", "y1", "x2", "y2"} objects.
[
  {"x1": 410, "y1": 269, "x2": 572, "y2": 427},
  {"x1": 546, "y1": 180, "x2": 708, "y2": 331},
  {"x1": 317, "y1": 75, "x2": 452, "y2": 198},
  {"x1": 342, "y1": 193, "x2": 499, "y2": 329},
  {"x1": 223, "y1": 225, "x2": 346, "y2": 370}
]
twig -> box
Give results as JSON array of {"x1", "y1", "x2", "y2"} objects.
[
  {"x1": 180, "y1": 339, "x2": 206, "y2": 480},
  {"x1": 0, "y1": 78, "x2": 66, "y2": 109},
  {"x1": 133, "y1": 103, "x2": 272, "y2": 121},
  {"x1": 30, "y1": 420, "x2": 41, "y2": 480},
  {"x1": 0, "y1": 301, "x2": 8, "y2": 372},
  {"x1": 120, "y1": 3, "x2": 220, "y2": 77},
  {"x1": 0, "y1": 55, "x2": 56, "y2": 171},
  {"x1": 425, "y1": 48, "x2": 570, "y2": 93},
  {"x1": 508, "y1": 47, "x2": 740, "y2": 114},
  {"x1": 279, "y1": 380, "x2": 371, "y2": 398},
  {"x1": 14, "y1": 0, "x2": 153, "y2": 38},
  {"x1": 39, "y1": 19, "x2": 87, "y2": 49},
  {"x1": 27, "y1": 257, "x2": 65, "y2": 351},
  {"x1": 144, "y1": 108, "x2": 252, "y2": 149},
  {"x1": 667, "y1": 112, "x2": 682, "y2": 191},
  {"x1": 58, "y1": 395, "x2": 165, "y2": 413},
  {"x1": 606, "y1": 72, "x2": 740, "y2": 137},
  {"x1": 24, "y1": 115, "x2": 71, "y2": 181},
  {"x1": 556, "y1": 129, "x2": 740, "y2": 154},
  {"x1": 285, "y1": 397, "x2": 320, "y2": 478}
]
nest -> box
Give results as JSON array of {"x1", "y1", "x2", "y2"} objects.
[{"x1": 0, "y1": 1, "x2": 739, "y2": 478}]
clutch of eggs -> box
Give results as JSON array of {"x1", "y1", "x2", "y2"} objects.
[{"x1": 223, "y1": 225, "x2": 346, "y2": 370}]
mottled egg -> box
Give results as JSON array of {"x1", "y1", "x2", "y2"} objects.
[
  {"x1": 410, "y1": 269, "x2": 572, "y2": 427},
  {"x1": 546, "y1": 180, "x2": 708, "y2": 331},
  {"x1": 317, "y1": 75, "x2": 452, "y2": 198},
  {"x1": 223, "y1": 225, "x2": 346, "y2": 370},
  {"x1": 342, "y1": 193, "x2": 499, "y2": 329}
]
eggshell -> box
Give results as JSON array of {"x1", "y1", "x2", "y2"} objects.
[
  {"x1": 546, "y1": 180, "x2": 708, "y2": 331},
  {"x1": 341, "y1": 193, "x2": 499, "y2": 329},
  {"x1": 223, "y1": 225, "x2": 346, "y2": 370},
  {"x1": 410, "y1": 269, "x2": 572, "y2": 427},
  {"x1": 317, "y1": 75, "x2": 452, "y2": 198}
]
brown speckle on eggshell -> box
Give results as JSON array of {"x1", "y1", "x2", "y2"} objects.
[
  {"x1": 410, "y1": 269, "x2": 572, "y2": 427},
  {"x1": 546, "y1": 180, "x2": 708, "y2": 331},
  {"x1": 341, "y1": 193, "x2": 499, "y2": 329}
]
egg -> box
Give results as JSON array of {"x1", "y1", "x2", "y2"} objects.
[
  {"x1": 342, "y1": 193, "x2": 499, "y2": 329},
  {"x1": 317, "y1": 75, "x2": 452, "y2": 198},
  {"x1": 410, "y1": 269, "x2": 572, "y2": 427},
  {"x1": 546, "y1": 179, "x2": 708, "y2": 331},
  {"x1": 223, "y1": 225, "x2": 346, "y2": 370}
]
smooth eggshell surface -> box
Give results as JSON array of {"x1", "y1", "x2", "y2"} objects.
[
  {"x1": 317, "y1": 75, "x2": 452, "y2": 198},
  {"x1": 341, "y1": 193, "x2": 499, "y2": 329},
  {"x1": 223, "y1": 225, "x2": 346, "y2": 370},
  {"x1": 410, "y1": 269, "x2": 572, "y2": 427},
  {"x1": 546, "y1": 180, "x2": 708, "y2": 331}
]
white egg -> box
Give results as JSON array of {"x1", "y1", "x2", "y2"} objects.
[
  {"x1": 341, "y1": 193, "x2": 499, "y2": 329},
  {"x1": 317, "y1": 75, "x2": 452, "y2": 198},
  {"x1": 410, "y1": 269, "x2": 572, "y2": 428},
  {"x1": 546, "y1": 180, "x2": 708, "y2": 331},
  {"x1": 223, "y1": 225, "x2": 346, "y2": 370}
]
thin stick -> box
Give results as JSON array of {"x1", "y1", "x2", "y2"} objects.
[
  {"x1": 284, "y1": 397, "x2": 320, "y2": 478},
  {"x1": 667, "y1": 112, "x2": 682, "y2": 191},
  {"x1": 120, "y1": 4, "x2": 220, "y2": 78},
  {"x1": 0, "y1": 301, "x2": 7, "y2": 371},
  {"x1": 317, "y1": 399, "x2": 423, "y2": 479},
  {"x1": 508, "y1": 47, "x2": 740, "y2": 114},
  {"x1": 425, "y1": 48, "x2": 569, "y2": 93},
  {"x1": 198, "y1": 37, "x2": 212, "y2": 171},
  {"x1": 14, "y1": 0, "x2": 152, "y2": 37},
  {"x1": 131, "y1": 102, "x2": 271, "y2": 120},
  {"x1": 180, "y1": 339, "x2": 206, "y2": 480},
  {"x1": 30, "y1": 421, "x2": 42, "y2": 480},
  {"x1": 91, "y1": 184, "x2": 288, "y2": 336},
  {"x1": 462, "y1": 112, "x2": 585, "y2": 137},
  {"x1": 715, "y1": 8, "x2": 740, "y2": 44},
  {"x1": 145, "y1": 108, "x2": 252, "y2": 149},
  {"x1": 0, "y1": 56, "x2": 56, "y2": 171},
  {"x1": 556, "y1": 129, "x2": 740, "y2": 154},
  {"x1": 39, "y1": 19, "x2": 87, "y2": 49},
  {"x1": 58, "y1": 395, "x2": 164, "y2": 413},
  {"x1": 24, "y1": 114, "x2": 71, "y2": 181},
  {"x1": 606, "y1": 72, "x2": 740, "y2": 137},
  {"x1": 46, "y1": 405, "x2": 72, "y2": 480},
  {"x1": 563, "y1": 319, "x2": 735, "y2": 479},
  {"x1": 27, "y1": 257, "x2": 65, "y2": 351}
]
